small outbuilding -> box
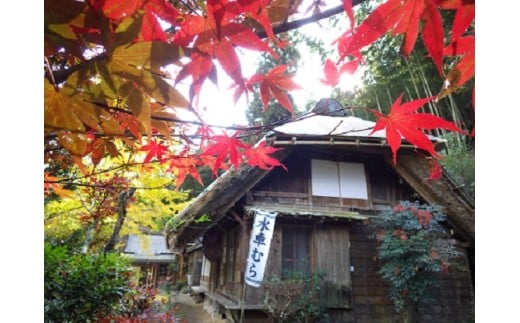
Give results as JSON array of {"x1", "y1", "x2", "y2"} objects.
[{"x1": 123, "y1": 234, "x2": 176, "y2": 288}]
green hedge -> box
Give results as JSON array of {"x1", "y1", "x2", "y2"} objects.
[{"x1": 44, "y1": 242, "x2": 133, "y2": 322}]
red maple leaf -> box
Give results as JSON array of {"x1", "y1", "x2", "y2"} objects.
[
  {"x1": 95, "y1": 0, "x2": 144, "y2": 21},
  {"x1": 140, "y1": 138, "x2": 169, "y2": 163},
  {"x1": 332, "y1": 30, "x2": 363, "y2": 66},
  {"x1": 320, "y1": 58, "x2": 360, "y2": 87},
  {"x1": 248, "y1": 64, "x2": 302, "y2": 114},
  {"x1": 439, "y1": 36, "x2": 474, "y2": 99},
  {"x1": 139, "y1": 8, "x2": 167, "y2": 41},
  {"x1": 369, "y1": 93, "x2": 466, "y2": 163},
  {"x1": 342, "y1": 0, "x2": 355, "y2": 31},
  {"x1": 236, "y1": 0, "x2": 277, "y2": 43},
  {"x1": 426, "y1": 157, "x2": 443, "y2": 180},
  {"x1": 85, "y1": 137, "x2": 119, "y2": 167},
  {"x1": 345, "y1": 0, "x2": 445, "y2": 76},
  {"x1": 202, "y1": 134, "x2": 250, "y2": 175},
  {"x1": 447, "y1": 1, "x2": 474, "y2": 41},
  {"x1": 321, "y1": 59, "x2": 341, "y2": 87},
  {"x1": 175, "y1": 51, "x2": 217, "y2": 103},
  {"x1": 114, "y1": 112, "x2": 142, "y2": 139},
  {"x1": 172, "y1": 11, "x2": 275, "y2": 101},
  {"x1": 243, "y1": 141, "x2": 287, "y2": 171}
]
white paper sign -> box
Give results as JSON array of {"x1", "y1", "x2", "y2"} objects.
[{"x1": 244, "y1": 210, "x2": 278, "y2": 288}]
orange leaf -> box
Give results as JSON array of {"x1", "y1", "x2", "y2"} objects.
[
  {"x1": 44, "y1": 172, "x2": 73, "y2": 198},
  {"x1": 168, "y1": 156, "x2": 203, "y2": 189}
]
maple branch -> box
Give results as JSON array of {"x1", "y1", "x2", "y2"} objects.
[
  {"x1": 45, "y1": 1, "x2": 368, "y2": 90},
  {"x1": 176, "y1": 0, "x2": 200, "y2": 15},
  {"x1": 44, "y1": 103, "x2": 371, "y2": 143},
  {"x1": 45, "y1": 179, "x2": 179, "y2": 192},
  {"x1": 44, "y1": 52, "x2": 107, "y2": 85},
  {"x1": 257, "y1": 0, "x2": 366, "y2": 39}
]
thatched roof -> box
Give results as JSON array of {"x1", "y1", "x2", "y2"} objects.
[
  {"x1": 123, "y1": 234, "x2": 175, "y2": 263},
  {"x1": 165, "y1": 114, "x2": 474, "y2": 249}
]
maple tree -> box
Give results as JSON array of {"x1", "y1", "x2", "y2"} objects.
[
  {"x1": 44, "y1": 0, "x2": 474, "y2": 194},
  {"x1": 45, "y1": 152, "x2": 190, "y2": 253}
]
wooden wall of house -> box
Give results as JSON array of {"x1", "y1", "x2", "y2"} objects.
[
  {"x1": 349, "y1": 221, "x2": 474, "y2": 323},
  {"x1": 248, "y1": 149, "x2": 418, "y2": 210},
  {"x1": 188, "y1": 249, "x2": 203, "y2": 286},
  {"x1": 206, "y1": 215, "x2": 474, "y2": 322},
  {"x1": 208, "y1": 216, "x2": 357, "y2": 320}
]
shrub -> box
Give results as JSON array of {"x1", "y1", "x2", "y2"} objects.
[
  {"x1": 371, "y1": 201, "x2": 464, "y2": 313},
  {"x1": 263, "y1": 270, "x2": 328, "y2": 323},
  {"x1": 44, "y1": 242, "x2": 133, "y2": 322}
]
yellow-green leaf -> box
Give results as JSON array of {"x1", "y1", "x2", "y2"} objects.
[
  {"x1": 44, "y1": 79, "x2": 85, "y2": 132},
  {"x1": 95, "y1": 60, "x2": 120, "y2": 99},
  {"x1": 57, "y1": 131, "x2": 88, "y2": 156},
  {"x1": 111, "y1": 11, "x2": 144, "y2": 50},
  {"x1": 111, "y1": 41, "x2": 185, "y2": 70},
  {"x1": 151, "y1": 119, "x2": 172, "y2": 140},
  {"x1": 119, "y1": 81, "x2": 151, "y2": 134},
  {"x1": 109, "y1": 42, "x2": 189, "y2": 107}
]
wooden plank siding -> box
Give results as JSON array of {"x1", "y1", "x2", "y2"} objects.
[
  {"x1": 248, "y1": 151, "x2": 417, "y2": 211},
  {"x1": 196, "y1": 150, "x2": 473, "y2": 322},
  {"x1": 349, "y1": 221, "x2": 474, "y2": 323},
  {"x1": 209, "y1": 217, "x2": 473, "y2": 322},
  {"x1": 313, "y1": 224, "x2": 352, "y2": 309}
]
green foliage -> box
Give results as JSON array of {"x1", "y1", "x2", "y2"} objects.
[
  {"x1": 371, "y1": 201, "x2": 464, "y2": 313},
  {"x1": 262, "y1": 270, "x2": 328, "y2": 323},
  {"x1": 195, "y1": 213, "x2": 211, "y2": 223},
  {"x1": 44, "y1": 242, "x2": 133, "y2": 322},
  {"x1": 440, "y1": 134, "x2": 475, "y2": 201}
]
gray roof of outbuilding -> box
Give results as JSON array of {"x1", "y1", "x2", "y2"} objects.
[{"x1": 123, "y1": 234, "x2": 175, "y2": 262}]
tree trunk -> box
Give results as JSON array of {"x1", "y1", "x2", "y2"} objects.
[
  {"x1": 81, "y1": 217, "x2": 99, "y2": 254},
  {"x1": 104, "y1": 188, "x2": 136, "y2": 253}
]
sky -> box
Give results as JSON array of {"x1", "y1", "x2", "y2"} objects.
[{"x1": 3, "y1": 0, "x2": 518, "y2": 320}]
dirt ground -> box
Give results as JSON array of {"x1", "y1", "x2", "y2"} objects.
[{"x1": 170, "y1": 293, "x2": 229, "y2": 323}]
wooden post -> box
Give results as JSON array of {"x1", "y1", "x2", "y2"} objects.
[{"x1": 179, "y1": 254, "x2": 185, "y2": 279}]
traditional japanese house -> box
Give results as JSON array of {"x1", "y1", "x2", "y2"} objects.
[
  {"x1": 165, "y1": 102, "x2": 475, "y2": 322},
  {"x1": 123, "y1": 234, "x2": 176, "y2": 288}
]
